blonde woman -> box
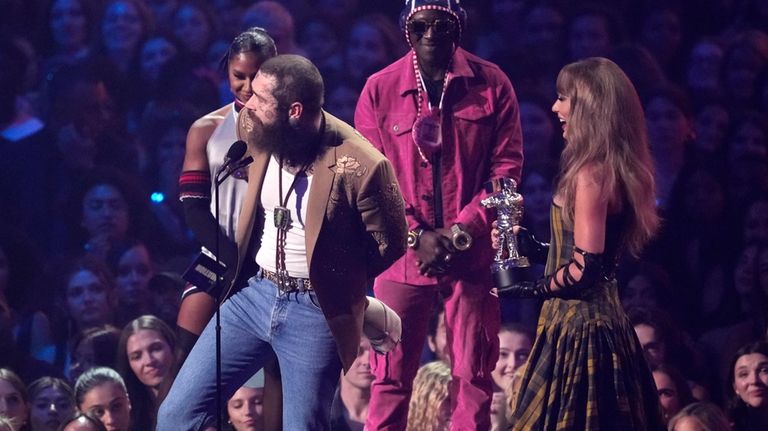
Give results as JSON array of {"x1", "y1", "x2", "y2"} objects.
[
  {"x1": 406, "y1": 361, "x2": 451, "y2": 431},
  {"x1": 493, "y1": 57, "x2": 664, "y2": 429},
  {"x1": 667, "y1": 402, "x2": 730, "y2": 431}
]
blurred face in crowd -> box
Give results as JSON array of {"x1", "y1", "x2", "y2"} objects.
[
  {"x1": 70, "y1": 338, "x2": 98, "y2": 382},
  {"x1": 299, "y1": 20, "x2": 339, "y2": 64},
  {"x1": 744, "y1": 200, "x2": 768, "y2": 244},
  {"x1": 156, "y1": 126, "x2": 187, "y2": 183},
  {"x1": 644, "y1": 96, "x2": 691, "y2": 159},
  {"x1": 343, "y1": 338, "x2": 373, "y2": 390},
  {"x1": 634, "y1": 323, "x2": 667, "y2": 367},
  {"x1": 521, "y1": 171, "x2": 552, "y2": 224},
  {"x1": 79, "y1": 382, "x2": 131, "y2": 431},
  {"x1": 347, "y1": 21, "x2": 388, "y2": 76},
  {"x1": 50, "y1": 0, "x2": 88, "y2": 52},
  {"x1": 427, "y1": 310, "x2": 449, "y2": 365},
  {"x1": 692, "y1": 104, "x2": 729, "y2": 154},
  {"x1": 140, "y1": 36, "x2": 178, "y2": 83},
  {"x1": 671, "y1": 415, "x2": 705, "y2": 431},
  {"x1": 227, "y1": 386, "x2": 264, "y2": 430},
  {"x1": 622, "y1": 274, "x2": 661, "y2": 310},
  {"x1": 30, "y1": 386, "x2": 76, "y2": 431},
  {"x1": 733, "y1": 352, "x2": 768, "y2": 408},
  {"x1": 729, "y1": 119, "x2": 767, "y2": 161},
  {"x1": 325, "y1": 85, "x2": 358, "y2": 125},
  {"x1": 144, "y1": 0, "x2": 178, "y2": 27},
  {"x1": 115, "y1": 244, "x2": 153, "y2": 308},
  {"x1": 101, "y1": 0, "x2": 144, "y2": 53},
  {"x1": 66, "y1": 269, "x2": 113, "y2": 328},
  {"x1": 491, "y1": 329, "x2": 532, "y2": 391},
  {"x1": 569, "y1": 14, "x2": 611, "y2": 60},
  {"x1": 62, "y1": 416, "x2": 103, "y2": 431},
  {"x1": 686, "y1": 41, "x2": 723, "y2": 91},
  {"x1": 81, "y1": 184, "x2": 129, "y2": 242},
  {"x1": 734, "y1": 245, "x2": 768, "y2": 315},
  {"x1": 725, "y1": 45, "x2": 764, "y2": 101},
  {"x1": 641, "y1": 8, "x2": 682, "y2": 62},
  {"x1": 0, "y1": 378, "x2": 28, "y2": 431},
  {"x1": 520, "y1": 102, "x2": 556, "y2": 158},
  {"x1": 173, "y1": 3, "x2": 212, "y2": 55},
  {"x1": 653, "y1": 370, "x2": 682, "y2": 422},
  {"x1": 523, "y1": 5, "x2": 564, "y2": 56},
  {"x1": 126, "y1": 329, "x2": 174, "y2": 390}
]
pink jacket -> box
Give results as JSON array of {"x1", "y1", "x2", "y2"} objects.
[{"x1": 355, "y1": 48, "x2": 523, "y2": 284}]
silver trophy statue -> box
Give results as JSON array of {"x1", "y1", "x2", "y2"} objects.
[{"x1": 481, "y1": 178, "x2": 530, "y2": 289}]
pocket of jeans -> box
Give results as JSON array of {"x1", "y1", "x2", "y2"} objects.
[{"x1": 306, "y1": 291, "x2": 323, "y2": 312}]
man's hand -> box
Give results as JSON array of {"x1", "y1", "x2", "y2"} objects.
[{"x1": 414, "y1": 229, "x2": 455, "y2": 277}]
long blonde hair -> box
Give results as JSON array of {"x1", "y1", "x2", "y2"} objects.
[
  {"x1": 555, "y1": 57, "x2": 659, "y2": 257},
  {"x1": 406, "y1": 361, "x2": 452, "y2": 431}
]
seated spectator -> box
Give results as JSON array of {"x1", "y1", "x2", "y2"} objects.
[
  {"x1": 652, "y1": 364, "x2": 696, "y2": 424},
  {"x1": 667, "y1": 402, "x2": 730, "y2": 431},
  {"x1": 107, "y1": 240, "x2": 156, "y2": 326},
  {"x1": 241, "y1": 1, "x2": 305, "y2": 56},
  {"x1": 147, "y1": 272, "x2": 185, "y2": 328},
  {"x1": 50, "y1": 258, "x2": 117, "y2": 376},
  {"x1": 343, "y1": 14, "x2": 405, "y2": 90},
  {"x1": 73, "y1": 368, "x2": 131, "y2": 431},
  {"x1": 331, "y1": 337, "x2": 373, "y2": 430},
  {"x1": 68, "y1": 325, "x2": 121, "y2": 383},
  {"x1": 406, "y1": 361, "x2": 451, "y2": 431},
  {"x1": 0, "y1": 368, "x2": 29, "y2": 431},
  {"x1": 116, "y1": 315, "x2": 177, "y2": 430},
  {"x1": 27, "y1": 377, "x2": 75, "y2": 431},
  {"x1": 59, "y1": 412, "x2": 107, "y2": 431},
  {"x1": 618, "y1": 260, "x2": 677, "y2": 314},
  {"x1": 172, "y1": 0, "x2": 217, "y2": 63},
  {"x1": 425, "y1": 299, "x2": 449, "y2": 365},
  {"x1": 226, "y1": 371, "x2": 265, "y2": 431},
  {"x1": 0, "y1": 230, "x2": 53, "y2": 364},
  {"x1": 490, "y1": 323, "x2": 533, "y2": 431},
  {"x1": 64, "y1": 169, "x2": 161, "y2": 261},
  {"x1": 727, "y1": 341, "x2": 768, "y2": 431}
]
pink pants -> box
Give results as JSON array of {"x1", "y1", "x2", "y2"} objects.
[{"x1": 366, "y1": 277, "x2": 500, "y2": 430}]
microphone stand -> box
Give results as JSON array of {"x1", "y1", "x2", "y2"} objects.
[
  {"x1": 212, "y1": 156, "x2": 252, "y2": 429},
  {"x1": 213, "y1": 167, "x2": 223, "y2": 430}
]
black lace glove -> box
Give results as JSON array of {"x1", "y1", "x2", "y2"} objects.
[
  {"x1": 498, "y1": 247, "x2": 604, "y2": 299},
  {"x1": 516, "y1": 226, "x2": 550, "y2": 265}
]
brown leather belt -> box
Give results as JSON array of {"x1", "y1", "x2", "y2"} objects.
[{"x1": 260, "y1": 269, "x2": 313, "y2": 292}]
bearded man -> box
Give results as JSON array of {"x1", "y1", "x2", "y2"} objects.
[{"x1": 158, "y1": 54, "x2": 407, "y2": 430}]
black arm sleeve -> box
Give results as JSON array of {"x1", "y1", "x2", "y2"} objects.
[{"x1": 182, "y1": 198, "x2": 239, "y2": 271}]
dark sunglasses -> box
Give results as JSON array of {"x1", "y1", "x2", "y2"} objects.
[{"x1": 407, "y1": 19, "x2": 456, "y2": 36}]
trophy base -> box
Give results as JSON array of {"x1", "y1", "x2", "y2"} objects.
[{"x1": 491, "y1": 257, "x2": 532, "y2": 289}]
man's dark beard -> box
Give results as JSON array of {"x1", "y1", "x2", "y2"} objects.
[{"x1": 254, "y1": 111, "x2": 324, "y2": 168}]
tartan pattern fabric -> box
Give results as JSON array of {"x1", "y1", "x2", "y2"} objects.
[{"x1": 510, "y1": 204, "x2": 664, "y2": 430}]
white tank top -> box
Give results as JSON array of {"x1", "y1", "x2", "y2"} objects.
[
  {"x1": 255, "y1": 155, "x2": 313, "y2": 278},
  {"x1": 206, "y1": 103, "x2": 248, "y2": 240}
]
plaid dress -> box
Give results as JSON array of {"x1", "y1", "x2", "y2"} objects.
[{"x1": 510, "y1": 204, "x2": 664, "y2": 430}]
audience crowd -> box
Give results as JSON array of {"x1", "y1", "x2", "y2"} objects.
[{"x1": 1, "y1": 0, "x2": 767, "y2": 430}]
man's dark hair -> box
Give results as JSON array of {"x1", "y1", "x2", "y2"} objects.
[{"x1": 259, "y1": 54, "x2": 324, "y2": 115}]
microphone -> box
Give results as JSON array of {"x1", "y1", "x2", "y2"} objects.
[
  {"x1": 216, "y1": 142, "x2": 253, "y2": 186},
  {"x1": 216, "y1": 141, "x2": 248, "y2": 182}
]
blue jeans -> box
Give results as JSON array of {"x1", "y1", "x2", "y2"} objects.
[{"x1": 157, "y1": 275, "x2": 342, "y2": 430}]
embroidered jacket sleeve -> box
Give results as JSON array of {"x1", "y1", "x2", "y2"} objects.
[{"x1": 357, "y1": 158, "x2": 408, "y2": 278}]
